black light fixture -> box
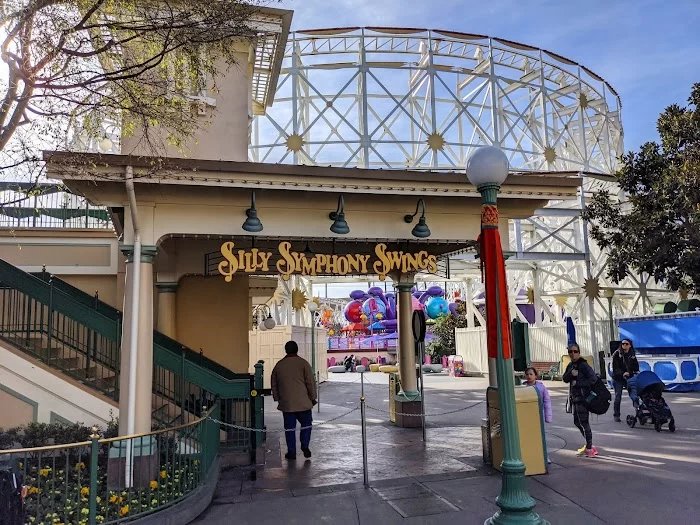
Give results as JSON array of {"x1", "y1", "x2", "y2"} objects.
[
  {"x1": 242, "y1": 191, "x2": 263, "y2": 233},
  {"x1": 404, "y1": 198, "x2": 431, "y2": 238},
  {"x1": 329, "y1": 195, "x2": 350, "y2": 235},
  {"x1": 303, "y1": 241, "x2": 314, "y2": 256}
]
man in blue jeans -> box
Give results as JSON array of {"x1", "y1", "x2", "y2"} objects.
[
  {"x1": 611, "y1": 339, "x2": 639, "y2": 422},
  {"x1": 271, "y1": 341, "x2": 317, "y2": 460}
]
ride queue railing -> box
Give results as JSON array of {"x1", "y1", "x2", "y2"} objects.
[{"x1": 0, "y1": 402, "x2": 220, "y2": 524}]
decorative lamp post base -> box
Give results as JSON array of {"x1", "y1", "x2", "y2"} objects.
[{"x1": 485, "y1": 458, "x2": 549, "y2": 524}]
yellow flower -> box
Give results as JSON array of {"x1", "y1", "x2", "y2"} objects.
[
  {"x1": 119, "y1": 505, "x2": 129, "y2": 517},
  {"x1": 109, "y1": 495, "x2": 118, "y2": 504},
  {"x1": 160, "y1": 470, "x2": 167, "y2": 479},
  {"x1": 80, "y1": 487, "x2": 89, "y2": 497},
  {"x1": 75, "y1": 462, "x2": 86, "y2": 471},
  {"x1": 150, "y1": 481, "x2": 158, "y2": 490},
  {"x1": 18, "y1": 462, "x2": 23, "y2": 469},
  {"x1": 27, "y1": 486, "x2": 40, "y2": 495},
  {"x1": 96, "y1": 496, "x2": 101, "y2": 504},
  {"x1": 39, "y1": 468, "x2": 51, "y2": 477}
]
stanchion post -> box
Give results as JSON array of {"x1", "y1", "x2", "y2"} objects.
[
  {"x1": 418, "y1": 341, "x2": 427, "y2": 442},
  {"x1": 317, "y1": 371, "x2": 321, "y2": 413},
  {"x1": 360, "y1": 371, "x2": 369, "y2": 487}
]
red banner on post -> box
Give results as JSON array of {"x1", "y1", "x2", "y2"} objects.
[{"x1": 479, "y1": 205, "x2": 513, "y2": 360}]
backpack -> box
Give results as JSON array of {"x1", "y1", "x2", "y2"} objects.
[{"x1": 584, "y1": 376, "x2": 612, "y2": 415}]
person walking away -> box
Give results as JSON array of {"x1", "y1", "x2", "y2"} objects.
[
  {"x1": 611, "y1": 338, "x2": 640, "y2": 422},
  {"x1": 563, "y1": 344, "x2": 598, "y2": 457},
  {"x1": 524, "y1": 367, "x2": 552, "y2": 464},
  {"x1": 271, "y1": 341, "x2": 317, "y2": 460}
]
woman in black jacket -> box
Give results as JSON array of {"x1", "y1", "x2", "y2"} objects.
[
  {"x1": 611, "y1": 339, "x2": 640, "y2": 422},
  {"x1": 563, "y1": 343, "x2": 598, "y2": 457}
]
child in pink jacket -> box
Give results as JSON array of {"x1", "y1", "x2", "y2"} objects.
[{"x1": 525, "y1": 367, "x2": 552, "y2": 464}]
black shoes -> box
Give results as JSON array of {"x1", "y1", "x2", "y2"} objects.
[
  {"x1": 614, "y1": 416, "x2": 621, "y2": 422},
  {"x1": 285, "y1": 448, "x2": 311, "y2": 460}
]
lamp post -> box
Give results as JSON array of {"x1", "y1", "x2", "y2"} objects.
[
  {"x1": 604, "y1": 288, "x2": 615, "y2": 344},
  {"x1": 308, "y1": 300, "x2": 318, "y2": 376},
  {"x1": 466, "y1": 146, "x2": 546, "y2": 525}
]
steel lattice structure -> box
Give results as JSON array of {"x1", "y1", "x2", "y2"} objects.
[
  {"x1": 250, "y1": 27, "x2": 676, "y2": 326},
  {"x1": 250, "y1": 27, "x2": 623, "y2": 173}
]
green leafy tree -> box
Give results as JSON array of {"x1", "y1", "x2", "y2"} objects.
[
  {"x1": 427, "y1": 301, "x2": 469, "y2": 363},
  {"x1": 0, "y1": 0, "x2": 274, "y2": 181},
  {"x1": 583, "y1": 83, "x2": 700, "y2": 293}
]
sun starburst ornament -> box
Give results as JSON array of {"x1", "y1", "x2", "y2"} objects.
[
  {"x1": 526, "y1": 287, "x2": 535, "y2": 304},
  {"x1": 426, "y1": 132, "x2": 445, "y2": 151},
  {"x1": 584, "y1": 278, "x2": 601, "y2": 299},
  {"x1": 555, "y1": 295, "x2": 569, "y2": 307},
  {"x1": 291, "y1": 288, "x2": 309, "y2": 311},
  {"x1": 543, "y1": 146, "x2": 557, "y2": 163},
  {"x1": 579, "y1": 93, "x2": 589, "y2": 109},
  {"x1": 285, "y1": 133, "x2": 304, "y2": 152}
]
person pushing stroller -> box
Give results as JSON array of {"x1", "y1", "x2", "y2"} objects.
[{"x1": 611, "y1": 339, "x2": 639, "y2": 422}]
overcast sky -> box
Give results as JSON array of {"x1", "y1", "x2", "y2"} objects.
[{"x1": 279, "y1": 0, "x2": 700, "y2": 153}]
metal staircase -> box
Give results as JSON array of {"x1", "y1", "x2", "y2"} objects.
[{"x1": 0, "y1": 259, "x2": 261, "y2": 453}]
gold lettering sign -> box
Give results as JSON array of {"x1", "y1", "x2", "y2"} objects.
[{"x1": 217, "y1": 242, "x2": 438, "y2": 281}]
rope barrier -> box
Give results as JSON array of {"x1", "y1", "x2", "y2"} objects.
[
  {"x1": 208, "y1": 399, "x2": 485, "y2": 433},
  {"x1": 208, "y1": 405, "x2": 360, "y2": 434},
  {"x1": 365, "y1": 400, "x2": 485, "y2": 418}
]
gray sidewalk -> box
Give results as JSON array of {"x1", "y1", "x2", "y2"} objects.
[{"x1": 193, "y1": 373, "x2": 700, "y2": 524}]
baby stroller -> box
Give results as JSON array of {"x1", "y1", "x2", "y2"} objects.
[{"x1": 626, "y1": 370, "x2": 675, "y2": 432}]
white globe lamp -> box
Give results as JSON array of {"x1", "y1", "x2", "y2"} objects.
[{"x1": 466, "y1": 145, "x2": 509, "y2": 188}]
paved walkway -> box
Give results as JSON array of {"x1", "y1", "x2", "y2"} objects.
[{"x1": 193, "y1": 373, "x2": 700, "y2": 524}]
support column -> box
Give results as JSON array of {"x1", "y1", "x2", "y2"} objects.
[
  {"x1": 156, "y1": 283, "x2": 178, "y2": 339},
  {"x1": 393, "y1": 280, "x2": 422, "y2": 428},
  {"x1": 396, "y1": 282, "x2": 418, "y2": 397},
  {"x1": 119, "y1": 245, "x2": 157, "y2": 436}
]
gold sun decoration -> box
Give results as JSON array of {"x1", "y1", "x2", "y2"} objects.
[
  {"x1": 426, "y1": 132, "x2": 446, "y2": 151},
  {"x1": 285, "y1": 133, "x2": 304, "y2": 152},
  {"x1": 526, "y1": 287, "x2": 535, "y2": 304},
  {"x1": 291, "y1": 288, "x2": 309, "y2": 311},
  {"x1": 583, "y1": 278, "x2": 600, "y2": 299},
  {"x1": 543, "y1": 146, "x2": 557, "y2": 163}
]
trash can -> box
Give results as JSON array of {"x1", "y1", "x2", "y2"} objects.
[{"x1": 486, "y1": 385, "x2": 547, "y2": 475}]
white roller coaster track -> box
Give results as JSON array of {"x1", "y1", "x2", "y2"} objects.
[{"x1": 249, "y1": 27, "x2": 677, "y2": 327}]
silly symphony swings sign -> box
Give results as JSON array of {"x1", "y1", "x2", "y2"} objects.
[{"x1": 217, "y1": 241, "x2": 439, "y2": 281}]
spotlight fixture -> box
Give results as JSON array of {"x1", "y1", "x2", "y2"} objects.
[
  {"x1": 329, "y1": 195, "x2": 350, "y2": 235},
  {"x1": 404, "y1": 198, "x2": 431, "y2": 238},
  {"x1": 242, "y1": 191, "x2": 263, "y2": 232}
]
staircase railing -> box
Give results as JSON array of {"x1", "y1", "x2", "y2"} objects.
[
  {"x1": 0, "y1": 401, "x2": 220, "y2": 524},
  {"x1": 33, "y1": 270, "x2": 241, "y2": 381},
  {"x1": 1, "y1": 259, "x2": 260, "y2": 452}
]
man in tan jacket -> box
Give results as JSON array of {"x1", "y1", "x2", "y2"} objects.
[{"x1": 271, "y1": 341, "x2": 317, "y2": 460}]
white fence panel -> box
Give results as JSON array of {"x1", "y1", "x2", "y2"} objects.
[
  {"x1": 456, "y1": 321, "x2": 614, "y2": 372},
  {"x1": 528, "y1": 325, "x2": 568, "y2": 362},
  {"x1": 455, "y1": 328, "x2": 488, "y2": 375},
  {"x1": 574, "y1": 322, "x2": 612, "y2": 356}
]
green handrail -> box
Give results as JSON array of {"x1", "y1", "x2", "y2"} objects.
[
  {"x1": 1, "y1": 258, "x2": 257, "y2": 446},
  {"x1": 0, "y1": 401, "x2": 221, "y2": 524},
  {"x1": 33, "y1": 270, "x2": 246, "y2": 381}
]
